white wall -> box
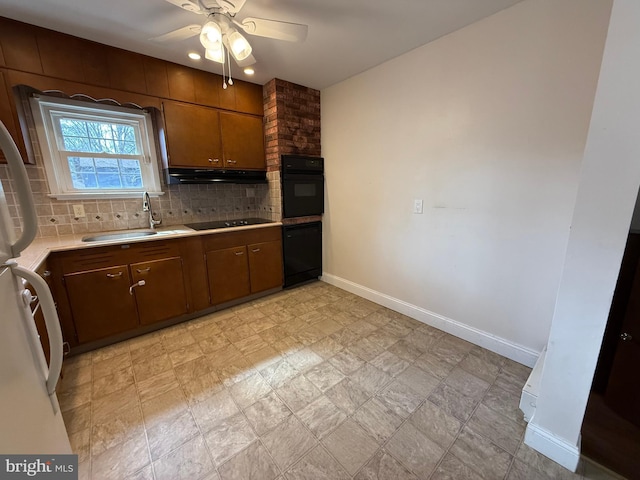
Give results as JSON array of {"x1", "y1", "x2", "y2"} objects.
[
  {"x1": 321, "y1": 0, "x2": 612, "y2": 363},
  {"x1": 526, "y1": 0, "x2": 640, "y2": 470}
]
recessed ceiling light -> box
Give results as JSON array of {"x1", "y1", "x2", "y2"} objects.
[
  {"x1": 243, "y1": 67, "x2": 255, "y2": 75},
  {"x1": 188, "y1": 52, "x2": 201, "y2": 60}
]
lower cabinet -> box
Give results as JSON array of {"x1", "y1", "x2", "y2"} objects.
[
  {"x1": 49, "y1": 227, "x2": 282, "y2": 349},
  {"x1": 248, "y1": 240, "x2": 284, "y2": 293},
  {"x1": 51, "y1": 240, "x2": 189, "y2": 346},
  {"x1": 206, "y1": 246, "x2": 251, "y2": 305},
  {"x1": 64, "y1": 265, "x2": 139, "y2": 343},
  {"x1": 204, "y1": 227, "x2": 283, "y2": 306},
  {"x1": 131, "y1": 257, "x2": 188, "y2": 326}
]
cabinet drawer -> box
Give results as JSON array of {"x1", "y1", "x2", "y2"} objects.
[
  {"x1": 202, "y1": 226, "x2": 281, "y2": 252},
  {"x1": 128, "y1": 240, "x2": 182, "y2": 261},
  {"x1": 55, "y1": 239, "x2": 183, "y2": 274}
]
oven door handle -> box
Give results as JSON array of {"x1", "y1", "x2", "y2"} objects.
[{"x1": 282, "y1": 173, "x2": 324, "y2": 181}]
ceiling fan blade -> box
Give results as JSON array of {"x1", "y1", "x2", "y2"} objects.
[
  {"x1": 235, "y1": 53, "x2": 256, "y2": 68},
  {"x1": 239, "y1": 17, "x2": 308, "y2": 43},
  {"x1": 214, "y1": 0, "x2": 247, "y2": 14},
  {"x1": 163, "y1": 0, "x2": 204, "y2": 14},
  {"x1": 150, "y1": 24, "x2": 202, "y2": 42}
]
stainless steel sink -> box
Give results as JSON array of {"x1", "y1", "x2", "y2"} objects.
[{"x1": 82, "y1": 229, "x2": 158, "y2": 242}]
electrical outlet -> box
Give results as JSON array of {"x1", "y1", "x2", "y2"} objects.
[
  {"x1": 413, "y1": 199, "x2": 424, "y2": 214},
  {"x1": 73, "y1": 204, "x2": 86, "y2": 218}
]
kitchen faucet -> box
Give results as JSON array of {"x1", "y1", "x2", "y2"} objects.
[{"x1": 142, "y1": 191, "x2": 161, "y2": 229}]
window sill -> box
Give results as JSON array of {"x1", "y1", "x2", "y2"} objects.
[{"x1": 47, "y1": 191, "x2": 165, "y2": 200}]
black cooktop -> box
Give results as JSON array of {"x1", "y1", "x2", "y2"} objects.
[{"x1": 185, "y1": 217, "x2": 274, "y2": 231}]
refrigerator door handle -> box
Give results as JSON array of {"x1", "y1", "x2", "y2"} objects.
[
  {"x1": 10, "y1": 262, "x2": 64, "y2": 412},
  {"x1": 0, "y1": 121, "x2": 38, "y2": 257}
]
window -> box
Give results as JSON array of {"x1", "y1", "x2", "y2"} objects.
[{"x1": 31, "y1": 95, "x2": 163, "y2": 199}]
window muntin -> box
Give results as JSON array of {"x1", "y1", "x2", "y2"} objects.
[{"x1": 31, "y1": 96, "x2": 163, "y2": 199}]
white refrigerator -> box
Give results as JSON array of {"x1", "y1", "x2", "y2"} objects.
[{"x1": 0, "y1": 120, "x2": 71, "y2": 454}]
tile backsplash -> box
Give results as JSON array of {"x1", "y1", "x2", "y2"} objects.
[{"x1": 0, "y1": 162, "x2": 281, "y2": 237}]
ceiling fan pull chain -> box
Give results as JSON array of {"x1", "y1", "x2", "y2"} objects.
[
  {"x1": 227, "y1": 47, "x2": 234, "y2": 86},
  {"x1": 222, "y1": 46, "x2": 228, "y2": 89}
]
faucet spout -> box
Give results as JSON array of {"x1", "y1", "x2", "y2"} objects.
[{"x1": 142, "y1": 191, "x2": 161, "y2": 229}]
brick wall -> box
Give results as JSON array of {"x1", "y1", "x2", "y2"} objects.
[{"x1": 261, "y1": 78, "x2": 321, "y2": 223}]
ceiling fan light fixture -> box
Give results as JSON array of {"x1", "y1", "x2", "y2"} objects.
[
  {"x1": 205, "y1": 47, "x2": 225, "y2": 64},
  {"x1": 227, "y1": 30, "x2": 252, "y2": 61},
  {"x1": 199, "y1": 21, "x2": 222, "y2": 50}
]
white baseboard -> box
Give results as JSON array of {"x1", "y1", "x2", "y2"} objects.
[
  {"x1": 321, "y1": 273, "x2": 539, "y2": 367},
  {"x1": 525, "y1": 421, "x2": 581, "y2": 472}
]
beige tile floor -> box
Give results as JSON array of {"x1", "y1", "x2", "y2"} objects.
[{"x1": 57, "y1": 282, "x2": 623, "y2": 480}]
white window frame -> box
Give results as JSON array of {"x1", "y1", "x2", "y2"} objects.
[{"x1": 30, "y1": 95, "x2": 163, "y2": 199}]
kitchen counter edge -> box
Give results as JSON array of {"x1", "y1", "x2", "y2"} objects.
[{"x1": 15, "y1": 222, "x2": 283, "y2": 271}]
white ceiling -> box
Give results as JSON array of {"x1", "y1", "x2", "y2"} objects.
[{"x1": 0, "y1": 0, "x2": 524, "y2": 89}]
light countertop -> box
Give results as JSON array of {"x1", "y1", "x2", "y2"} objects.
[{"x1": 15, "y1": 222, "x2": 282, "y2": 271}]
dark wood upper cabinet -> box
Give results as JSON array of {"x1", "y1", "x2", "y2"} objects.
[
  {"x1": 36, "y1": 31, "x2": 85, "y2": 83},
  {"x1": 162, "y1": 100, "x2": 223, "y2": 168},
  {"x1": 0, "y1": 70, "x2": 29, "y2": 163},
  {"x1": 0, "y1": 19, "x2": 42, "y2": 74},
  {"x1": 218, "y1": 80, "x2": 236, "y2": 111},
  {"x1": 0, "y1": 70, "x2": 18, "y2": 162},
  {"x1": 108, "y1": 49, "x2": 147, "y2": 93},
  {"x1": 220, "y1": 112, "x2": 265, "y2": 169},
  {"x1": 144, "y1": 57, "x2": 170, "y2": 98},
  {"x1": 167, "y1": 63, "x2": 196, "y2": 103},
  {"x1": 0, "y1": 41, "x2": 5, "y2": 67},
  {"x1": 194, "y1": 69, "x2": 220, "y2": 108},
  {"x1": 80, "y1": 42, "x2": 110, "y2": 87},
  {"x1": 235, "y1": 81, "x2": 264, "y2": 115}
]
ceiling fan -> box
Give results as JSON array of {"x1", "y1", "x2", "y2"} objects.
[{"x1": 154, "y1": 0, "x2": 308, "y2": 71}]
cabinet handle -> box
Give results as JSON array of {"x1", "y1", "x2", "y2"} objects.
[
  {"x1": 129, "y1": 280, "x2": 146, "y2": 295},
  {"x1": 235, "y1": 251, "x2": 244, "y2": 256},
  {"x1": 208, "y1": 158, "x2": 220, "y2": 163},
  {"x1": 227, "y1": 159, "x2": 237, "y2": 164},
  {"x1": 106, "y1": 272, "x2": 123, "y2": 278},
  {"x1": 251, "y1": 248, "x2": 261, "y2": 253},
  {"x1": 42, "y1": 270, "x2": 52, "y2": 278},
  {"x1": 136, "y1": 267, "x2": 151, "y2": 274}
]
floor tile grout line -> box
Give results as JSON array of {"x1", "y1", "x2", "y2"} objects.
[{"x1": 72, "y1": 283, "x2": 537, "y2": 480}]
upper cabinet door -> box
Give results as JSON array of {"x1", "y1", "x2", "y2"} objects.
[
  {"x1": 220, "y1": 112, "x2": 265, "y2": 170},
  {"x1": 0, "y1": 70, "x2": 28, "y2": 164},
  {"x1": 162, "y1": 100, "x2": 223, "y2": 168}
]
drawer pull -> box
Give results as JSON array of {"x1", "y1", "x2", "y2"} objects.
[
  {"x1": 251, "y1": 248, "x2": 261, "y2": 253},
  {"x1": 227, "y1": 159, "x2": 237, "y2": 164},
  {"x1": 129, "y1": 280, "x2": 146, "y2": 295},
  {"x1": 235, "y1": 251, "x2": 244, "y2": 256},
  {"x1": 208, "y1": 158, "x2": 220, "y2": 163},
  {"x1": 136, "y1": 267, "x2": 151, "y2": 274},
  {"x1": 106, "y1": 272, "x2": 123, "y2": 278}
]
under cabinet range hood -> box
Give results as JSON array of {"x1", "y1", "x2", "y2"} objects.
[{"x1": 164, "y1": 168, "x2": 267, "y2": 184}]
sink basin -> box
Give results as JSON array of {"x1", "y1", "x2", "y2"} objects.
[{"x1": 82, "y1": 229, "x2": 158, "y2": 242}]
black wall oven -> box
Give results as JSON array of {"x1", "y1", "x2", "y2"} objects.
[{"x1": 281, "y1": 155, "x2": 324, "y2": 218}]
